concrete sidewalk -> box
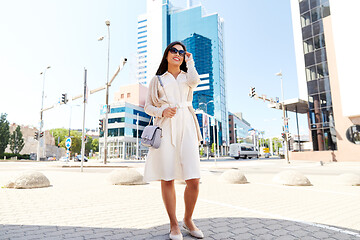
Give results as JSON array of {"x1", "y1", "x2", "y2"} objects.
[{"x1": 0, "y1": 160, "x2": 360, "y2": 239}]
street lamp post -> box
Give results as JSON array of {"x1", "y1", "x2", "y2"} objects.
[
  {"x1": 99, "y1": 20, "x2": 111, "y2": 164},
  {"x1": 37, "y1": 66, "x2": 51, "y2": 161},
  {"x1": 136, "y1": 113, "x2": 139, "y2": 160},
  {"x1": 199, "y1": 100, "x2": 214, "y2": 160},
  {"x1": 276, "y1": 71, "x2": 290, "y2": 164}
]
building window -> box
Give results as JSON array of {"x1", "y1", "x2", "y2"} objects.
[
  {"x1": 127, "y1": 93, "x2": 131, "y2": 98},
  {"x1": 121, "y1": 94, "x2": 124, "y2": 99}
]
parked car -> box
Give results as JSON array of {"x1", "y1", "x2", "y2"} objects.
[
  {"x1": 47, "y1": 157, "x2": 56, "y2": 161},
  {"x1": 74, "y1": 155, "x2": 88, "y2": 162},
  {"x1": 59, "y1": 156, "x2": 69, "y2": 162},
  {"x1": 264, "y1": 153, "x2": 271, "y2": 158}
]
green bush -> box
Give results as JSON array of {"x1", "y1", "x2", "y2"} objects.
[{"x1": 0, "y1": 152, "x2": 30, "y2": 160}]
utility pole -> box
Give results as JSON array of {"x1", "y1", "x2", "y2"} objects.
[
  {"x1": 103, "y1": 20, "x2": 111, "y2": 165},
  {"x1": 80, "y1": 69, "x2": 88, "y2": 172},
  {"x1": 37, "y1": 66, "x2": 51, "y2": 161},
  {"x1": 136, "y1": 113, "x2": 139, "y2": 160},
  {"x1": 276, "y1": 71, "x2": 290, "y2": 164}
]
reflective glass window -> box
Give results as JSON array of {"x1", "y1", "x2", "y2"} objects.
[
  {"x1": 299, "y1": 0, "x2": 310, "y2": 13},
  {"x1": 321, "y1": 1, "x2": 330, "y2": 18},
  {"x1": 311, "y1": 7, "x2": 321, "y2": 22},
  {"x1": 310, "y1": 0, "x2": 321, "y2": 9},
  {"x1": 307, "y1": 80, "x2": 319, "y2": 95},
  {"x1": 301, "y1": 11, "x2": 311, "y2": 27},
  {"x1": 302, "y1": 25, "x2": 312, "y2": 40},
  {"x1": 303, "y1": 38, "x2": 314, "y2": 54},
  {"x1": 318, "y1": 77, "x2": 331, "y2": 92},
  {"x1": 316, "y1": 62, "x2": 329, "y2": 78},
  {"x1": 306, "y1": 66, "x2": 317, "y2": 81},
  {"x1": 320, "y1": 91, "x2": 332, "y2": 108},
  {"x1": 315, "y1": 48, "x2": 327, "y2": 63},
  {"x1": 312, "y1": 20, "x2": 323, "y2": 35},
  {"x1": 314, "y1": 34, "x2": 325, "y2": 49},
  {"x1": 305, "y1": 52, "x2": 315, "y2": 67}
]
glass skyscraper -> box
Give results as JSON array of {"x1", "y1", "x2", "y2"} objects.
[
  {"x1": 293, "y1": 0, "x2": 336, "y2": 151},
  {"x1": 138, "y1": 0, "x2": 229, "y2": 149}
]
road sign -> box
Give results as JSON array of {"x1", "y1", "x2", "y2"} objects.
[
  {"x1": 65, "y1": 137, "x2": 72, "y2": 149},
  {"x1": 284, "y1": 125, "x2": 289, "y2": 133},
  {"x1": 276, "y1": 97, "x2": 280, "y2": 103}
]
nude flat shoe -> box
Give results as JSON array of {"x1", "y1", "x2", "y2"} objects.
[
  {"x1": 182, "y1": 221, "x2": 204, "y2": 239},
  {"x1": 169, "y1": 231, "x2": 183, "y2": 240}
]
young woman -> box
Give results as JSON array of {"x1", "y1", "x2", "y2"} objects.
[{"x1": 144, "y1": 41, "x2": 204, "y2": 240}]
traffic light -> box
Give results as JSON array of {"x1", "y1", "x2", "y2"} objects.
[
  {"x1": 84, "y1": 135, "x2": 88, "y2": 143},
  {"x1": 249, "y1": 87, "x2": 256, "y2": 98},
  {"x1": 40, "y1": 132, "x2": 44, "y2": 138},
  {"x1": 99, "y1": 119, "x2": 104, "y2": 132},
  {"x1": 34, "y1": 132, "x2": 39, "y2": 140},
  {"x1": 61, "y1": 93, "x2": 68, "y2": 104},
  {"x1": 287, "y1": 133, "x2": 292, "y2": 141},
  {"x1": 281, "y1": 133, "x2": 286, "y2": 140}
]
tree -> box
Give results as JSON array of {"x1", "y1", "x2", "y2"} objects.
[
  {"x1": 9, "y1": 126, "x2": 25, "y2": 154},
  {"x1": 0, "y1": 113, "x2": 10, "y2": 154},
  {"x1": 92, "y1": 138, "x2": 99, "y2": 152}
]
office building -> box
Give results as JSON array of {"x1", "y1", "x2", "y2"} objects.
[
  {"x1": 228, "y1": 112, "x2": 251, "y2": 144},
  {"x1": 99, "y1": 84, "x2": 151, "y2": 159},
  {"x1": 290, "y1": 0, "x2": 360, "y2": 161}
]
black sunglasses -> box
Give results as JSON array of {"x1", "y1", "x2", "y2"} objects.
[{"x1": 169, "y1": 47, "x2": 186, "y2": 56}]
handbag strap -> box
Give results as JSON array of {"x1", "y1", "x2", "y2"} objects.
[{"x1": 146, "y1": 75, "x2": 171, "y2": 126}]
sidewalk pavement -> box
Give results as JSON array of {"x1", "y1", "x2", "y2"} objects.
[{"x1": 0, "y1": 159, "x2": 360, "y2": 240}]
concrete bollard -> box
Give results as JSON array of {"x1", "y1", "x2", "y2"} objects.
[
  {"x1": 220, "y1": 169, "x2": 248, "y2": 184},
  {"x1": 336, "y1": 173, "x2": 360, "y2": 186},
  {"x1": 273, "y1": 170, "x2": 312, "y2": 186},
  {"x1": 107, "y1": 168, "x2": 146, "y2": 185},
  {"x1": 4, "y1": 171, "x2": 51, "y2": 189}
]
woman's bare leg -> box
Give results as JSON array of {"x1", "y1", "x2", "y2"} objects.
[
  {"x1": 161, "y1": 180, "x2": 181, "y2": 234},
  {"x1": 183, "y1": 178, "x2": 200, "y2": 230}
]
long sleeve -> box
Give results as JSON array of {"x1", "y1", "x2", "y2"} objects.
[
  {"x1": 144, "y1": 76, "x2": 168, "y2": 118},
  {"x1": 186, "y1": 59, "x2": 201, "y2": 89}
]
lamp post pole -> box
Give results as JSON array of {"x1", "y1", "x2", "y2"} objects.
[
  {"x1": 103, "y1": 20, "x2": 111, "y2": 164},
  {"x1": 37, "y1": 66, "x2": 51, "y2": 161},
  {"x1": 136, "y1": 113, "x2": 139, "y2": 160},
  {"x1": 276, "y1": 71, "x2": 290, "y2": 164},
  {"x1": 199, "y1": 100, "x2": 213, "y2": 160}
]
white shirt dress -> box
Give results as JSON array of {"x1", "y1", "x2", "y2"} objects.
[{"x1": 143, "y1": 60, "x2": 202, "y2": 182}]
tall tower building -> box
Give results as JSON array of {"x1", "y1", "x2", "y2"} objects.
[
  {"x1": 137, "y1": 0, "x2": 229, "y2": 149},
  {"x1": 290, "y1": 0, "x2": 360, "y2": 161}
]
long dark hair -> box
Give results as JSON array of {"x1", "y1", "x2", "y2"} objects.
[{"x1": 156, "y1": 41, "x2": 187, "y2": 75}]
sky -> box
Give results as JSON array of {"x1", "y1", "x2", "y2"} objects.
[{"x1": 0, "y1": 0, "x2": 308, "y2": 138}]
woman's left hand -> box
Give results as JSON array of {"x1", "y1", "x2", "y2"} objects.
[{"x1": 185, "y1": 52, "x2": 192, "y2": 62}]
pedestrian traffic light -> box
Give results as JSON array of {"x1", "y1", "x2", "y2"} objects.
[
  {"x1": 34, "y1": 132, "x2": 39, "y2": 140},
  {"x1": 99, "y1": 119, "x2": 104, "y2": 132},
  {"x1": 287, "y1": 133, "x2": 292, "y2": 141},
  {"x1": 249, "y1": 87, "x2": 256, "y2": 98},
  {"x1": 61, "y1": 93, "x2": 68, "y2": 104},
  {"x1": 40, "y1": 132, "x2": 44, "y2": 138}
]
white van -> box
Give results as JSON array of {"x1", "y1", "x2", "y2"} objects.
[{"x1": 229, "y1": 143, "x2": 259, "y2": 159}]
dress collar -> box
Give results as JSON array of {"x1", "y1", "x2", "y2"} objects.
[{"x1": 160, "y1": 70, "x2": 186, "y2": 78}]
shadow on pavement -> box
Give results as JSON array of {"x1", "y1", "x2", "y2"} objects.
[{"x1": 1, "y1": 217, "x2": 359, "y2": 240}]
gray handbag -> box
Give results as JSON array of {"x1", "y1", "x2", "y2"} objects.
[
  {"x1": 141, "y1": 75, "x2": 169, "y2": 149},
  {"x1": 141, "y1": 118, "x2": 162, "y2": 149}
]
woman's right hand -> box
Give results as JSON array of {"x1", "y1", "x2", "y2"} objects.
[{"x1": 162, "y1": 107, "x2": 177, "y2": 118}]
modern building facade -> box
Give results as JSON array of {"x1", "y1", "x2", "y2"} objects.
[
  {"x1": 228, "y1": 112, "x2": 251, "y2": 144},
  {"x1": 290, "y1": 0, "x2": 360, "y2": 161},
  {"x1": 137, "y1": 0, "x2": 229, "y2": 151},
  {"x1": 99, "y1": 84, "x2": 151, "y2": 160}
]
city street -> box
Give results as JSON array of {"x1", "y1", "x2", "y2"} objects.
[{"x1": 1, "y1": 159, "x2": 360, "y2": 239}]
